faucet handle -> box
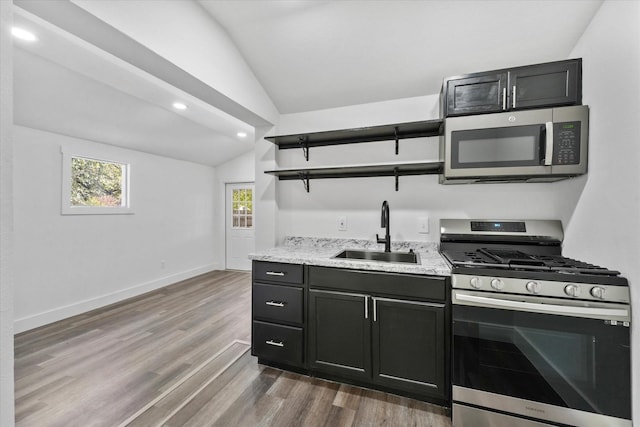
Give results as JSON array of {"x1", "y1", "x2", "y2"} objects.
[{"x1": 376, "y1": 234, "x2": 384, "y2": 244}]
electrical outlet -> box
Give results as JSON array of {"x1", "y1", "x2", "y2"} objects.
[
  {"x1": 418, "y1": 216, "x2": 429, "y2": 234},
  {"x1": 338, "y1": 216, "x2": 347, "y2": 231}
]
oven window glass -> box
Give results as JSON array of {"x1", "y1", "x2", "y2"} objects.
[
  {"x1": 451, "y1": 124, "x2": 545, "y2": 168},
  {"x1": 453, "y1": 305, "x2": 631, "y2": 419}
]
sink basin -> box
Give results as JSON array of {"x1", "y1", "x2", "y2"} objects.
[{"x1": 333, "y1": 249, "x2": 420, "y2": 264}]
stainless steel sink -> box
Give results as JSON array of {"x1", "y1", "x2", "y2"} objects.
[{"x1": 333, "y1": 249, "x2": 420, "y2": 264}]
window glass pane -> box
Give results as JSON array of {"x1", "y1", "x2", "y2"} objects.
[{"x1": 71, "y1": 157, "x2": 124, "y2": 207}]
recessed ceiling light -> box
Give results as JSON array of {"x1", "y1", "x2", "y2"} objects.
[
  {"x1": 237, "y1": 132, "x2": 248, "y2": 138},
  {"x1": 172, "y1": 102, "x2": 187, "y2": 110},
  {"x1": 11, "y1": 27, "x2": 37, "y2": 42}
]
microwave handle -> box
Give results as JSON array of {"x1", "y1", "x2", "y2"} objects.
[{"x1": 544, "y1": 122, "x2": 553, "y2": 166}]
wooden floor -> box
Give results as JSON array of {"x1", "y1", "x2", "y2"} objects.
[{"x1": 14, "y1": 270, "x2": 451, "y2": 427}]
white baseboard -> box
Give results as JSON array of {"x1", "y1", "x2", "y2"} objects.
[{"x1": 14, "y1": 264, "x2": 217, "y2": 334}]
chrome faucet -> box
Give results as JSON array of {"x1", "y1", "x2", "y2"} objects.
[{"x1": 376, "y1": 200, "x2": 391, "y2": 252}]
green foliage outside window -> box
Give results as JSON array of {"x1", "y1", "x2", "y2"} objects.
[
  {"x1": 232, "y1": 188, "x2": 253, "y2": 228},
  {"x1": 71, "y1": 157, "x2": 124, "y2": 207}
]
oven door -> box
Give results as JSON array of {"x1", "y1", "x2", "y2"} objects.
[
  {"x1": 444, "y1": 108, "x2": 552, "y2": 179},
  {"x1": 452, "y1": 290, "x2": 631, "y2": 426}
]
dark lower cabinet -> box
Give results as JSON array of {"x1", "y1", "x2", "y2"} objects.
[
  {"x1": 252, "y1": 261, "x2": 306, "y2": 369},
  {"x1": 253, "y1": 262, "x2": 450, "y2": 405},
  {"x1": 308, "y1": 266, "x2": 450, "y2": 405},
  {"x1": 308, "y1": 289, "x2": 371, "y2": 381},
  {"x1": 253, "y1": 320, "x2": 304, "y2": 366},
  {"x1": 372, "y1": 298, "x2": 445, "y2": 397}
]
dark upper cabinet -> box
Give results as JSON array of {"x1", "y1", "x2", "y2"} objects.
[
  {"x1": 444, "y1": 72, "x2": 508, "y2": 116},
  {"x1": 442, "y1": 59, "x2": 582, "y2": 117},
  {"x1": 509, "y1": 60, "x2": 581, "y2": 110}
]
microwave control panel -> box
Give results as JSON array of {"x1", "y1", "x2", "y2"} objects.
[{"x1": 552, "y1": 121, "x2": 581, "y2": 165}]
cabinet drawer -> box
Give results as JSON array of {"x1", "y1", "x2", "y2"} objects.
[
  {"x1": 253, "y1": 283, "x2": 303, "y2": 324},
  {"x1": 308, "y1": 266, "x2": 446, "y2": 301},
  {"x1": 253, "y1": 261, "x2": 303, "y2": 284},
  {"x1": 252, "y1": 321, "x2": 304, "y2": 366}
]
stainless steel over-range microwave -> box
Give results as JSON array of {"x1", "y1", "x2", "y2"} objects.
[{"x1": 439, "y1": 105, "x2": 589, "y2": 184}]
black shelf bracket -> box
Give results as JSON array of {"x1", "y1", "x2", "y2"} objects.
[
  {"x1": 298, "y1": 172, "x2": 310, "y2": 192},
  {"x1": 394, "y1": 167, "x2": 399, "y2": 191},
  {"x1": 394, "y1": 127, "x2": 399, "y2": 155},
  {"x1": 298, "y1": 136, "x2": 309, "y2": 161}
]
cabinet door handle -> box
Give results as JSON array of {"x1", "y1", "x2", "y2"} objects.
[
  {"x1": 265, "y1": 301, "x2": 285, "y2": 307},
  {"x1": 502, "y1": 87, "x2": 507, "y2": 110},
  {"x1": 266, "y1": 340, "x2": 284, "y2": 347},
  {"x1": 373, "y1": 297, "x2": 378, "y2": 322},
  {"x1": 266, "y1": 271, "x2": 285, "y2": 276},
  {"x1": 512, "y1": 85, "x2": 516, "y2": 109},
  {"x1": 364, "y1": 295, "x2": 369, "y2": 319}
]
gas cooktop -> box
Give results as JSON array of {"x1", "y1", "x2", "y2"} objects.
[
  {"x1": 442, "y1": 248, "x2": 621, "y2": 276},
  {"x1": 439, "y1": 219, "x2": 629, "y2": 292}
]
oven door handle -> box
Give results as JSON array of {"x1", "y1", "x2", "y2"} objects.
[{"x1": 455, "y1": 293, "x2": 629, "y2": 319}]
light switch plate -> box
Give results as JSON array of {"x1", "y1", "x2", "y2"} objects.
[{"x1": 418, "y1": 216, "x2": 429, "y2": 234}]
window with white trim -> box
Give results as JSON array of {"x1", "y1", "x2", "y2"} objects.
[{"x1": 61, "y1": 150, "x2": 132, "y2": 215}]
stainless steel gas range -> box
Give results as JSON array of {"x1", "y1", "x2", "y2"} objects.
[{"x1": 439, "y1": 219, "x2": 631, "y2": 427}]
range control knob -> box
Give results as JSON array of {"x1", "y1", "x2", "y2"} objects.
[
  {"x1": 490, "y1": 279, "x2": 504, "y2": 290},
  {"x1": 525, "y1": 281, "x2": 541, "y2": 294},
  {"x1": 564, "y1": 284, "x2": 581, "y2": 298},
  {"x1": 469, "y1": 277, "x2": 482, "y2": 289},
  {"x1": 590, "y1": 286, "x2": 606, "y2": 300}
]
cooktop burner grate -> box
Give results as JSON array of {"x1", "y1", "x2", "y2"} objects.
[{"x1": 442, "y1": 249, "x2": 621, "y2": 276}]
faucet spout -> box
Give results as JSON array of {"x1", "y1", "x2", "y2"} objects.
[{"x1": 376, "y1": 200, "x2": 391, "y2": 252}]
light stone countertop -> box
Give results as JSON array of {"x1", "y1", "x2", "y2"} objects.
[{"x1": 248, "y1": 237, "x2": 451, "y2": 276}]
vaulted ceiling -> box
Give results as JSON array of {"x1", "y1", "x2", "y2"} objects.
[{"x1": 12, "y1": 0, "x2": 603, "y2": 165}]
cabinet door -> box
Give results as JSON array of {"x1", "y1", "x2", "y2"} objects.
[
  {"x1": 372, "y1": 297, "x2": 446, "y2": 399},
  {"x1": 308, "y1": 289, "x2": 371, "y2": 381},
  {"x1": 445, "y1": 72, "x2": 507, "y2": 116},
  {"x1": 509, "y1": 59, "x2": 581, "y2": 110}
]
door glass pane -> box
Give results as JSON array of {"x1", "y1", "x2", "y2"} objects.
[{"x1": 231, "y1": 187, "x2": 253, "y2": 229}]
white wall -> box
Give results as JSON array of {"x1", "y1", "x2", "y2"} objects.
[
  {"x1": 0, "y1": 0, "x2": 15, "y2": 424},
  {"x1": 13, "y1": 126, "x2": 217, "y2": 333},
  {"x1": 71, "y1": 0, "x2": 278, "y2": 126},
  {"x1": 266, "y1": 2, "x2": 640, "y2": 423},
  {"x1": 273, "y1": 95, "x2": 587, "y2": 243},
  {"x1": 564, "y1": 0, "x2": 640, "y2": 421},
  {"x1": 213, "y1": 150, "x2": 256, "y2": 269}
]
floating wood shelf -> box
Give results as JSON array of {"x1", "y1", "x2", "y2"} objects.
[
  {"x1": 265, "y1": 161, "x2": 444, "y2": 192},
  {"x1": 265, "y1": 119, "x2": 443, "y2": 160}
]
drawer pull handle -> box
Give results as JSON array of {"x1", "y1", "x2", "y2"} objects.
[
  {"x1": 265, "y1": 301, "x2": 285, "y2": 307},
  {"x1": 266, "y1": 271, "x2": 285, "y2": 276},
  {"x1": 266, "y1": 340, "x2": 284, "y2": 347}
]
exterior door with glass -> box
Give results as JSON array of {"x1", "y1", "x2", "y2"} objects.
[{"x1": 225, "y1": 183, "x2": 254, "y2": 270}]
